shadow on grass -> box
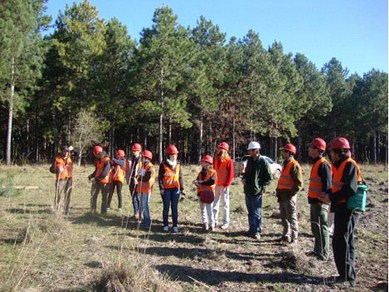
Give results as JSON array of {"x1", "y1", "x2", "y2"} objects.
[
  {"x1": 155, "y1": 263, "x2": 328, "y2": 286},
  {"x1": 6, "y1": 207, "x2": 52, "y2": 215},
  {"x1": 70, "y1": 212, "x2": 129, "y2": 228}
]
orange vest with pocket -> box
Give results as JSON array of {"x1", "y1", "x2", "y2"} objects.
[
  {"x1": 162, "y1": 163, "x2": 181, "y2": 189},
  {"x1": 55, "y1": 156, "x2": 73, "y2": 180},
  {"x1": 308, "y1": 157, "x2": 331, "y2": 199},
  {"x1": 332, "y1": 158, "x2": 362, "y2": 203},
  {"x1": 96, "y1": 157, "x2": 111, "y2": 184},
  {"x1": 277, "y1": 158, "x2": 299, "y2": 190},
  {"x1": 136, "y1": 163, "x2": 155, "y2": 194}
]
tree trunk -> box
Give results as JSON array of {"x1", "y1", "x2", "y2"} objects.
[
  {"x1": 6, "y1": 57, "x2": 15, "y2": 165},
  {"x1": 159, "y1": 113, "x2": 163, "y2": 164},
  {"x1": 198, "y1": 114, "x2": 203, "y2": 164}
]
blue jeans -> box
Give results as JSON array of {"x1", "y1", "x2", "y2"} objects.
[
  {"x1": 132, "y1": 192, "x2": 140, "y2": 215},
  {"x1": 139, "y1": 193, "x2": 151, "y2": 228},
  {"x1": 245, "y1": 193, "x2": 263, "y2": 234},
  {"x1": 163, "y1": 188, "x2": 180, "y2": 227}
]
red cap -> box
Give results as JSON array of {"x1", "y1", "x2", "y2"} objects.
[
  {"x1": 283, "y1": 143, "x2": 296, "y2": 155},
  {"x1": 131, "y1": 143, "x2": 142, "y2": 151},
  {"x1": 116, "y1": 149, "x2": 125, "y2": 158},
  {"x1": 143, "y1": 150, "x2": 153, "y2": 160},
  {"x1": 166, "y1": 145, "x2": 179, "y2": 155},
  {"x1": 201, "y1": 155, "x2": 213, "y2": 164},
  {"x1": 218, "y1": 142, "x2": 229, "y2": 151},
  {"x1": 310, "y1": 138, "x2": 326, "y2": 151},
  {"x1": 93, "y1": 146, "x2": 103, "y2": 155},
  {"x1": 330, "y1": 137, "x2": 351, "y2": 150}
]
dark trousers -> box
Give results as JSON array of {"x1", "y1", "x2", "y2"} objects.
[
  {"x1": 129, "y1": 179, "x2": 140, "y2": 215},
  {"x1": 162, "y1": 188, "x2": 180, "y2": 227},
  {"x1": 107, "y1": 181, "x2": 123, "y2": 209},
  {"x1": 310, "y1": 203, "x2": 329, "y2": 260},
  {"x1": 91, "y1": 182, "x2": 110, "y2": 214},
  {"x1": 332, "y1": 211, "x2": 359, "y2": 281}
]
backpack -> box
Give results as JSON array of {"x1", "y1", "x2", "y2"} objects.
[{"x1": 49, "y1": 161, "x2": 56, "y2": 174}]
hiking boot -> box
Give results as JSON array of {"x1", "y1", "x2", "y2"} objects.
[
  {"x1": 163, "y1": 226, "x2": 169, "y2": 232},
  {"x1": 220, "y1": 224, "x2": 229, "y2": 230}
]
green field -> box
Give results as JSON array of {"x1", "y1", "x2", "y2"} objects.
[{"x1": 0, "y1": 163, "x2": 387, "y2": 291}]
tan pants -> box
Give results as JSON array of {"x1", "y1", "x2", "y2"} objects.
[
  {"x1": 54, "y1": 179, "x2": 72, "y2": 215},
  {"x1": 279, "y1": 194, "x2": 299, "y2": 241}
]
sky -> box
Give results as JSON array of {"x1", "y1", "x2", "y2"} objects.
[{"x1": 45, "y1": 0, "x2": 388, "y2": 76}]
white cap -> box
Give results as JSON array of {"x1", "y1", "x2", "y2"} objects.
[{"x1": 247, "y1": 141, "x2": 261, "y2": 150}]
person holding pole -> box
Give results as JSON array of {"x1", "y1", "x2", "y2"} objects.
[{"x1": 126, "y1": 143, "x2": 142, "y2": 220}]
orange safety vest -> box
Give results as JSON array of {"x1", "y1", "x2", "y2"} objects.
[
  {"x1": 277, "y1": 158, "x2": 300, "y2": 190},
  {"x1": 197, "y1": 168, "x2": 216, "y2": 193},
  {"x1": 111, "y1": 163, "x2": 125, "y2": 183},
  {"x1": 215, "y1": 158, "x2": 231, "y2": 186},
  {"x1": 136, "y1": 163, "x2": 155, "y2": 194},
  {"x1": 162, "y1": 163, "x2": 181, "y2": 189},
  {"x1": 95, "y1": 156, "x2": 111, "y2": 184},
  {"x1": 332, "y1": 158, "x2": 362, "y2": 203},
  {"x1": 308, "y1": 157, "x2": 331, "y2": 199},
  {"x1": 55, "y1": 156, "x2": 73, "y2": 180}
]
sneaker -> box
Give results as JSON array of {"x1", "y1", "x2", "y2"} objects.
[
  {"x1": 106, "y1": 207, "x2": 111, "y2": 211},
  {"x1": 172, "y1": 226, "x2": 179, "y2": 233},
  {"x1": 204, "y1": 223, "x2": 209, "y2": 231},
  {"x1": 118, "y1": 208, "x2": 122, "y2": 212},
  {"x1": 220, "y1": 224, "x2": 229, "y2": 230},
  {"x1": 253, "y1": 233, "x2": 261, "y2": 240},
  {"x1": 163, "y1": 226, "x2": 169, "y2": 232},
  {"x1": 211, "y1": 226, "x2": 215, "y2": 232}
]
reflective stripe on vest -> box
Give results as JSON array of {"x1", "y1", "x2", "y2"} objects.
[
  {"x1": 308, "y1": 157, "x2": 330, "y2": 199},
  {"x1": 96, "y1": 157, "x2": 111, "y2": 184},
  {"x1": 136, "y1": 163, "x2": 155, "y2": 194},
  {"x1": 55, "y1": 156, "x2": 73, "y2": 180},
  {"x1": 197, "y1": 168, "x2": 216, "y2": 193},
  {"x1": 112, "y1": 164, "x2": 125, "y2": 183},
  {"x1": 162, "y1": 163, "x2": 180, "y2": 189},
  {"x1": 332, "y1": 158, "x2": 362, "y2": 203},
  {"x1": 215, "y1": 158, "x2": 231, "y2": 186},
  {"x1": 277, "y1": 159, "x2": 299, "y2": 190}
]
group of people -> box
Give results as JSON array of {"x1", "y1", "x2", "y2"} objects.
[{"x1": 52, "y1": 136, "x2": 362, "y2": 287}]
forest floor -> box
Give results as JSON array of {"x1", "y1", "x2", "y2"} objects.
[{"x1": 0, "y1": 163, "x2": 387, "y2": 291}]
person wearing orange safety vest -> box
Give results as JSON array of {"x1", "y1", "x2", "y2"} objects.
[
  {"x1": 107, "y1": 149, "x2": 126, "y2": 212},
  {"x1": 194, "y1": 155, "x2": 217, "y2": 232},
  {"x1": 319, "y1": 137, "x2": 360, "y2": 288},
  {"x1": 135, "y1": 150, "x2": 155, "y2": 229},
  {"x1": 307, "y1": 138, "x2": 332, "y2": 261},
  {"x1": 276, "y1": 143, "x2": 303, "y2": 244},
  {"x1": 88, "y1": 145, "x2": 111, "y2": 214},
  {"x1": 126, "y1": 143, "x2": 143, "y2": 220},
  {"x1": 53, "y1": 145, "x2": 73, "y2": 215},
  {"x1": 213, "y1": 142, "x2": 234, "y2": 230},
  {"x1": 158, "y1": 145, "x2": 184, "y2": 233}
]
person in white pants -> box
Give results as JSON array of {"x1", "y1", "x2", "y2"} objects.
[
  {"x1": 194, "y1": 155, "x2": 217, "y2": 231},
  {"x1": 213, "y1": 142, "x2": 234, "y2": 229}
]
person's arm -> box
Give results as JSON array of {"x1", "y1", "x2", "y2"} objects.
[
  {"x1": 224, "y1": 159, "x2": 234, "y2": 187},
  {"x1": 259, "y1": 158, "x2": 272, "y2": 187},
  {"x1": 96, "y1": 159, "x2": 111, "y2": 181},
  {"x1": 318, "y1": 162, "x2": 332, "y2": 193},
  {"x1": 112, "y1": 158, "x2": 125, "y2": 167},
  {"x1": 290, "y1": 163, "x2": 303, "y2": 195},
  {"x1": 178, "y1": 163, "x2": 184, "y2": 191},
  {"x1": 158, "y1": 163, "x2": 164, "y2": 191}
]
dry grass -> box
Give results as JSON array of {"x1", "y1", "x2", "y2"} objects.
[{"x1": 0, "y1": 163, "x2": 387, "y2": 291}]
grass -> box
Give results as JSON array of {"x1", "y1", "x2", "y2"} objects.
[{"x1": 0, "y1": 163, "x2": 387, "y2": 291}]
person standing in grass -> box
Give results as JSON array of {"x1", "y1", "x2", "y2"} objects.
[
  {"x1": 194, "y1": 155, "x2": 217, "y2": 232},
  {"x1": 107, "y1": 149, "x2": 126, "y2": 212},
  {"x1": 307, "y1": 138, "x2": 332, "y2": 261},
  {"x1": 320, "y1": 137, "x2": 361, "y2": 287},
  {"x1": 158, "y1": 145, "x2": 184, "y2": 233},
  {"x1": 276, "y1": 143, "x2": 303, "y2": 244},
  {"x1": 135, "y1": 150, "x2": 155, "y2": 229},
  {"x1": 213, "y1": 142, "x2": 234, "y2": 230},
  {"x1": 242, "y1": 141, "x2": 272, "y2": 240},
  {"x1": 126, "y1": 143, "x2": 143, "y2": 220},
  {"x1": 88, "y1": 146, "x2": 111, "y2": 214},
  {"x1": 53, "y1": 145, "x2": 73, "y2": 215}
]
